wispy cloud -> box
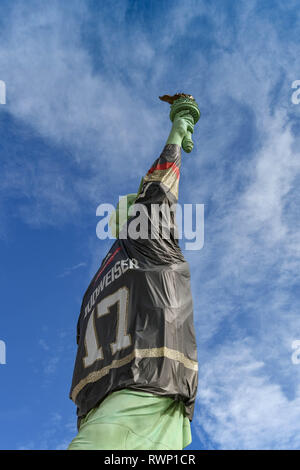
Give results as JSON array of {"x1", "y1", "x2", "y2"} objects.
[
  {"x1": 38, "y1": 339, "x2": 50, "y2": 351},
  {"x1": 17, "y1": 411, "x2": 76, "y2": 450},
  {"x1": 57, "y1": 262, "x2": 86, "y2": 278},
  {"x1": 0, "y1": 0, "x2": 164, "y2": 227},
  {"x1": 196, "y1": 340, "x2": 300, "y2": 449}
]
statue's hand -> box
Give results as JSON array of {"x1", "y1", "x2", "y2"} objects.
[
  {"x1": 166, "y1": 109, "x2": 196, "y2": 152},
  {"x1": 172, "y1": 110, "x2": 195, "y2": 153},
  {"x1": 172, "y1": 109, "x2": 194, "y2": 138}
]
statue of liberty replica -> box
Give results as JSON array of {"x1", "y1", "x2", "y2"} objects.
[{"x1": 68, "y1": 93, "x2": 200, "y2": 450}]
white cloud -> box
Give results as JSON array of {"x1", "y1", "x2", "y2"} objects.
[
  {"x1": 0, "y1": 0, "x2": 165, "y2": 227},
  {"x1": 196, "y1": 340, "x2": 300, "y2": 449}
]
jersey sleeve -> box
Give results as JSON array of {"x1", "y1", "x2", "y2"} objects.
[
  {"x1": 135, "y1": 143, "x2": 181, "y2": 206},
  {"x1": 121, "y1": 144, "x2": 184, "y2": 264}
]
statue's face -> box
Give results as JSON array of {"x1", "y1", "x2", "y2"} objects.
[{"x1": 109, "y1": 193, "x2": 137, "y2": 238}]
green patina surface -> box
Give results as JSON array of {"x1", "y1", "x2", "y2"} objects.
[{"x1": 166, "y1": 95, "x2": 200, "y2": 153}]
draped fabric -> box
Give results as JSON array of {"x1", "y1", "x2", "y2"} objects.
[{"x1": 69, "y1": 144, "x2": 198, "y2": 434}]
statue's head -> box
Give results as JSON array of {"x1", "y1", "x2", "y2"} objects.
[{"x1": 109, "y1": 193, "x2": 137, "y2": 238}]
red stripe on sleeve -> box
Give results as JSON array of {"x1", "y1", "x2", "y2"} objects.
[{"x1": 147, "y1": 161, "x2": 180, "y2": 179}]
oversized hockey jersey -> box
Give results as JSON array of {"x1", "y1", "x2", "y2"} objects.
[{"x1": 69, "y1": 144, "x2": 198, "y2": 423}]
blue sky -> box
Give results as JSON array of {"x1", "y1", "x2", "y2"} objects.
[{"x1": 1, "y1": 0, "x2": 300, "y2": 450}]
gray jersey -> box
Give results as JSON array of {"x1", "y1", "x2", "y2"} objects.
[{"x1": 69, "y1": 144, "x2": 198, "y2": 423}]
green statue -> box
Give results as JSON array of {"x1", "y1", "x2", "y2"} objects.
[{"x1": 68, "y1": 93, "x2": 200, "y2": 450}]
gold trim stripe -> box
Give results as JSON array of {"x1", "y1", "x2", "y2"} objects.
[
  {"x1": 71, "y1": 347, "x2": 198, "y2": 403},
  {"x1": 144, "y1": 169, "x2": 179, "y2": 199}
]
